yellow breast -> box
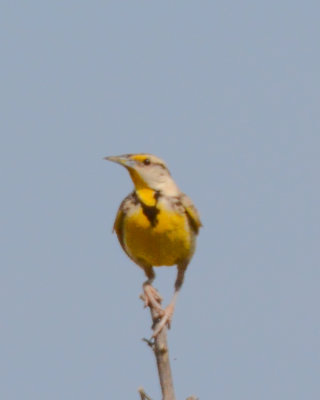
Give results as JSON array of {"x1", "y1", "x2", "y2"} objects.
[{"x1": 123, "y1": 203, "x2": 194, "y2": 267}]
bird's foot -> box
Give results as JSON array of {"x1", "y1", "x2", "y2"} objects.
[
  {"x1": 152, "y1": 302, "x2": 175, "y2": 338},
  {"x1": 140, "y1": 284, "x2": 163, "y2": 318}
]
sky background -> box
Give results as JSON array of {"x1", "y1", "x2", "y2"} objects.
[{"x1": 1, "y1": 1, "x2": 320, "y2": 399}]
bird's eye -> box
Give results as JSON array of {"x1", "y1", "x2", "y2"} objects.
[{"x1": 143, "y1": 158, "x2": 151, "y2": 166}]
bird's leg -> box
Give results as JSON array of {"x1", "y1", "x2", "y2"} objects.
[
  {"x1": 152, "y1": 292, "x2": 178, "y2": 338},
  {"x1": 140, "y1": 266, "x2": 163, "y2": 317},
  {"x1": 152, "y1": 264, "x2": 186, "y2": 338},
  {"x1": 142, "y1": 282, "x2": 163, "y2": 310}
]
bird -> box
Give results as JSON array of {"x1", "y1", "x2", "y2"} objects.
[{"x1": 105, "y1": 153, "x2": 202, "y2": 337}]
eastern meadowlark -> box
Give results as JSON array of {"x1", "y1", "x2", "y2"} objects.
[{"x1": 105, "y1": 153, "x2": 202, "y2": 336}]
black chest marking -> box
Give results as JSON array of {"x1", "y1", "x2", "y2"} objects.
[
  {"x1": 139, "y1": 190, "x2": 161, "y2": 227},
  {"x1": 141, "y1": 204, "x2": 160, "y2": 227}
]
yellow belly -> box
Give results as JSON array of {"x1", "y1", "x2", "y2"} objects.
[{"x1": 123, "y1": 206, "x2": 193, "y2": 266}]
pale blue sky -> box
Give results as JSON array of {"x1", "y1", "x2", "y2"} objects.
[{"x1": 1, "y1": 2, "x2": 319, "y2": 399}]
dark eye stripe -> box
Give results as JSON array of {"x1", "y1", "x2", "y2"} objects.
[
  {"x1": 156, "y1": 162, "x2": 167, "y2": 170},
  {"x1": 141, "y1": 158, "x2": 169, "y2": 172}
]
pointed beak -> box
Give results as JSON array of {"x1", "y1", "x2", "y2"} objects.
[{"x1": 103, "y1": 155, "x2": 135, "y2": 168}]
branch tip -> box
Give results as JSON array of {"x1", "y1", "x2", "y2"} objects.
[{"x1": 138, "y1": 386, "x2": 153, "y2": 400}]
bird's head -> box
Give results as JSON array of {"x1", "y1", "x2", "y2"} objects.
[{"x1": 105, "y1": 153, "x2": 179, "y2": 195}]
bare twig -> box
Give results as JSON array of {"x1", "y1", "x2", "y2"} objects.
[
  {"x1": 149, "y1": 303, "x2": 176, "y2": 400},
  {"x1": 140, "y1": 290, "x2": 176, "y2": 400},
  {"x1": 140, "y1": 289, "x2": 198, "y2": 400}
]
